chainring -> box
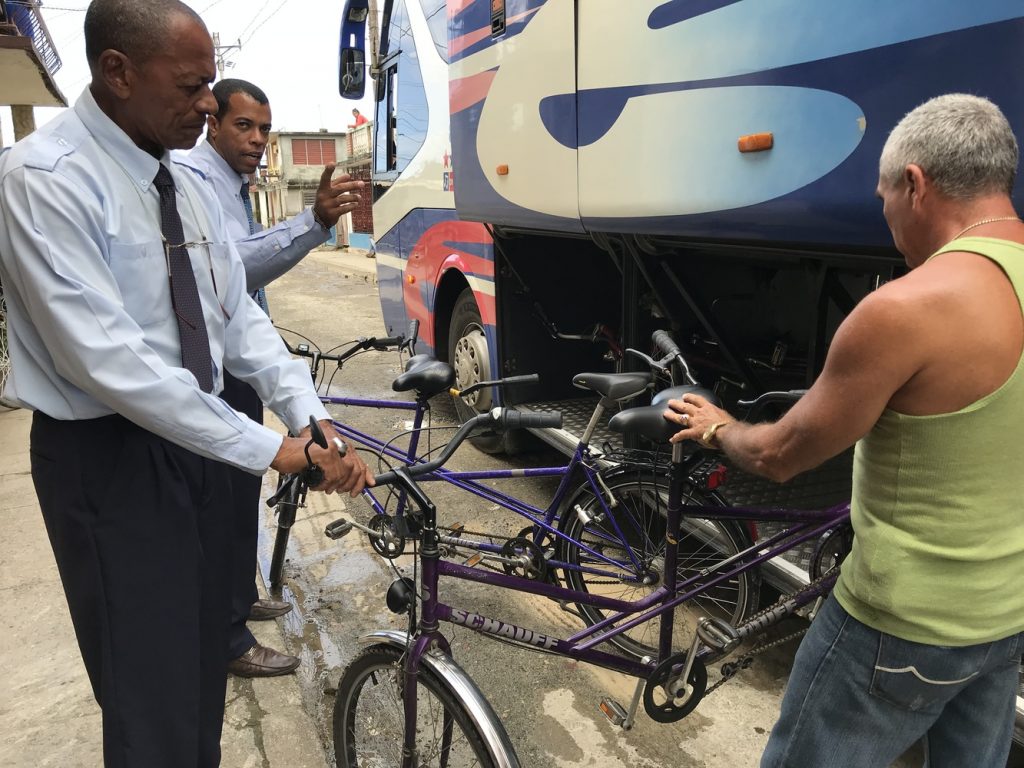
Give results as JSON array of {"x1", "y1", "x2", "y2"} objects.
[
  {"x1": 499, "y1": 537, "x2": 548, "y2": 581},
  {"x1": 368, "y1": 513, "x2": 406, "y2": 559},
  {"x1": 643, "y1": 653, "x2": 708, "y2": 723}
]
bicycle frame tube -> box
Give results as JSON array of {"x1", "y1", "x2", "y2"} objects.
[{"x1": 329, "y1": 398, "x2": 660, "y2": 579}]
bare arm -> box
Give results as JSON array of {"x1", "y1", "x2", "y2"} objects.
[{"x1": 664, "y1": 289, "x2": 922, "y2": 482}]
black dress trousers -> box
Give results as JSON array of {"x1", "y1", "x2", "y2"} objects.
[
  {"x1": 219, "y1": 371, "x2": 264, "y2": 659},
  {"x1": 30, "y1": 412, "x2": 232, "y2": 768}
]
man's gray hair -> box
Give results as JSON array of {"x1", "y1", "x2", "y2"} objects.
[
  {"x1": 879, "y1": 94, "x2": 1019, "y2": 199},
  {"x1": 84, "y1": 0, "x2": 204, "y2": 67}
]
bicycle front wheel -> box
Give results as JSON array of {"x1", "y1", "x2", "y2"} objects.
[
  {"x1": 0, "y1": 290, "x2": 18, "y2": 410},
  {"x1": 268, "y1": 474, "x2": 300, "y2": 590},
  {"x1": 559, "y1": 469, "x2": 758, "y2": 659},
  {"x1": 333, "y1": 645, "x2": 498, "y2": 768}
]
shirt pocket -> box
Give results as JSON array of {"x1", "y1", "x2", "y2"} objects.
[
  {"x1": 204, "y1": 242, "x2": 238, "y2": 318},
  {"x1": 106, "y1": 239, "x2": 169, "y2": 327}
]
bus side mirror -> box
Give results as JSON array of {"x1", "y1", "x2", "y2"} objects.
[{"x1": 339, "y1": 48, "x2": 366, "y2": 100}]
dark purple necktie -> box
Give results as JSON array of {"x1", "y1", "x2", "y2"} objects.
[{"x1": 153, "y1": 165, "x2": 214, "y2": 392}]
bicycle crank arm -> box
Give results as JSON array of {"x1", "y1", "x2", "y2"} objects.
[{"x1": 325, "y1": 517, "x2": 388, "y2": 541}]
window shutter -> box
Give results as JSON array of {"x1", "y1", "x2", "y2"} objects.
[
  {"x1": 292, "y1": 139, "x2": 308, "y2": 165},
  {"x1": 322, "y1": 139, "x2": 337, "y2": 165}
]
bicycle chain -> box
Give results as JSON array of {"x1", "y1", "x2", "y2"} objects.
[
  {"x1": 701, "y1": 572, "x2": 836, "y2": 697},
  {"x1": 437, "y1": 525, "x2": 632, "y2": 584},
  {"x1": 702, "y1": 625, "x2": 809, "y2": 698}
]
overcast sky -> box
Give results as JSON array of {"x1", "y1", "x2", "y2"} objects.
[{"x1": 1, "y1": 0, "x2": 377, "y2": 144}]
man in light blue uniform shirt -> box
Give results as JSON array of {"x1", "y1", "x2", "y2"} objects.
[
  {"x1": 184, "y1": 78, "x2": 364, "y2": 677},
  {"x1": 0, "y1": 1, "x2": 371, "y2": 765}
]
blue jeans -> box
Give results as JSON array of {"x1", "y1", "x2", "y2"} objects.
[{"x1": 761, "y1": 595, "x2": 1022, "y2": 768}]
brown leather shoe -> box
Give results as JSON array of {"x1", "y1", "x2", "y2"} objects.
[
  {"x1": 227, "y1": 644, "x2": 300, "y2": 677},
  {"x1": 249, "y1": 598, "x2": 292, "y2": 621}
]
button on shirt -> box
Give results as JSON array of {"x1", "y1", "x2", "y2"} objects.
[
  {"x1": 185, "y1": 140, "x2": 329, "y2": 295},
  {"x1": 0, "y1": 88, "x2": 328, "y2": 473}
]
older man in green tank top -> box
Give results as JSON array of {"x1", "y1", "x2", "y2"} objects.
[{"x1": 666, "y1": 93, "x2": 1024, "y2": 768}]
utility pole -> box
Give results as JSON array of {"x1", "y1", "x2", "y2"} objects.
[
  {"x1": 368, "y1": 0, "x2": 380, "y2": 77},
  {"x1": 212, "y1": 32, "x2": 241, "y2": 77}
]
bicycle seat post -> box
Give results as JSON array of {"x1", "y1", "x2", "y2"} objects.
[
  {"x1": 657, "y1": 440, "x2": 689, "y2": 656},
  {"x1": 578, "y1": 397, "x2": 613, "y2": 449}
]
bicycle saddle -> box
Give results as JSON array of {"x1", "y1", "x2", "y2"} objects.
[
  {"x1": 572, "y1": 371, "x2": 652, "y2": 401},
  {"x1": 607, "y1": 405, "x2": 680, "y2": 443},
  {"x1": 610, "y1": 386, "x2": 721, "y2": 443},
  {"x1": 651, "y1": 385, "x2": 723, "y2": 407},
  {"x1": 392, "y1": 357, "x2": 456, "y2": 398},
  {"x1": 403, "y1": 353, "x2": 434, "y2": 372}
]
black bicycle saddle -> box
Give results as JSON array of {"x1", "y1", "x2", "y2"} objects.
[
  {"x1": 392, "y1": 357, "x2": 456, "y2": 398},
  {"x1": 572, "y1": 371, "x2": 653, "y2": 401}
]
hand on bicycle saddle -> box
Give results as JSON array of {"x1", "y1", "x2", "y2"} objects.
[
  {"x1": 271, "y1": 420, "x2": 374, "y2": 496},
  {"x1": 664, "y1": 393, "x2": 735, "y2": 448}
]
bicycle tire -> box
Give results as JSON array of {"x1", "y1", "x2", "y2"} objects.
[
  {"x1": 268, "y1": 474, "x2": 300, "y2": 590},
  {"x1": 0, "y1": 291, "x2": 18, "y2": 410},
  {"x1": 558, "y1": 468, "x2": 759, "y2": 659},
  {"x1": 333, "y1": 644, "x2": 498, "y2": 768}
]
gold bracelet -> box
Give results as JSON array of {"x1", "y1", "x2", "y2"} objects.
[{"x1": 701, "y1": 420, "x2": 732, "y2": 448}]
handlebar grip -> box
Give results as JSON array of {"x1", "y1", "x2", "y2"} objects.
[
  {"x1": 499, "y1": 374, "x2": 540, "y2": 388},
  {"x1": 501, "y1": 409, "x2": 562, "y2": 429},
  {"x1": 373, "y1": 336, "x2": 403, "y2": 348},
  {"x1": 302, "y1": 465, "x2": 324, "y2": 487},
  {"x1": 652, "y1": 329, "x2": 681, "y2": 357},
  {"x1": 407, "y1": 319, "x2": 420, "y2": 342}
]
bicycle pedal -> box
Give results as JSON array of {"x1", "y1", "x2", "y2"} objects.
[
  {"x1": 599, "y1": 698, "x2": 628, "y2": 727},
  {"x1": 449, "y1": 522, "x2": 465, "y2": 537},
  {"x1": 696, "y1": 616, "x2": 740, "y2": 653},
  {"x1": 325, "y1": 518, "x2": 354, "y2": 540},
  {"x1": 464, "y1": 553, "x2": 483, "y2": 568}
]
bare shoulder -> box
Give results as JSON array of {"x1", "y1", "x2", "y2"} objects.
[{"x1": 824, "y1": 276, "x2": 930, "y2": 380}]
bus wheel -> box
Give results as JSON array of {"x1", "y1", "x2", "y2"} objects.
[{"x1": 449, "y1": 288, "x2": 493, "y2": 412}]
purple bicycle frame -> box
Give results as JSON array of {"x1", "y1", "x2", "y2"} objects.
[
  {"x1": 387, "y1": 465, "x2": 847, "y2": 766},
  {"x1": 322, "y1": 393, "x2": 658, "y2": 578}
]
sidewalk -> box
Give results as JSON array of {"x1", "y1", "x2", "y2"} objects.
[
  {"x1": 0, "y1": 405, "x2": 328, "y2": 768},
  {"x1": 313, "y1": 244, "x2": 377, "y2": 281}
]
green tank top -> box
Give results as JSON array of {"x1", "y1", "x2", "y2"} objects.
[{"x1": 833, "y1": 237, "x2": 1024, "y2": 645}]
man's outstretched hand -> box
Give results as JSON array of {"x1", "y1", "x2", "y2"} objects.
[{"x1": 312, "y1": 164, "x2": 364, "y2": 229}]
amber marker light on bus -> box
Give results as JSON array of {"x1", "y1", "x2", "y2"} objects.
[
  {"x1": 407, "y1": 274, "x2": 416, "y2": 284},
  {"x1": 738, "y1": 132, "x2": 774, "y2": 153},
  {"x1": 496, "y1": 164, "x2": 510, "y2": 175}
]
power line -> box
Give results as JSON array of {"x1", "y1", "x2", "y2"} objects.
[
  {"x1": 238, "y1": 0, "x2": 288, "y2": 45},
  {"x1": 236, "y1": 0, "x2": 274, "y2": 40}
]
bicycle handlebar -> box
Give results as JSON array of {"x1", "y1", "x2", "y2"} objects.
[
  {"x1": 374, "y1": 407, "x2": 562, "y2": 487},
  {"x1": 737, "y1": 389, "x2": 807, "y2": 419},
  {"x1": 651, "y1": 329, "x2": 681, "y2": 359},
  {"x1": 651, "y1": 329, "x2": 697, "y2": 386},
  {"x1": 452, "y1": 373, "x2": 540, "y2": 398}
]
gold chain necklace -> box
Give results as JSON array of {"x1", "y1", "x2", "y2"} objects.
[{"x1": 950, "y1": 215, "x2": 1021, "y2": 241}]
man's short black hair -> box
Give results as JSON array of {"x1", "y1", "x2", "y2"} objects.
[
  {"x1": 213, "y1": 79, "x2": 270, "y2": 119},
  {"x1": 84, "y1": 0, "x2": 204, "y2": 67}
]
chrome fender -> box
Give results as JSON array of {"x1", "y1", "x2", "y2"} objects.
[{"x1": 359, "y1": 630, "x2": 522, "y2": 768}]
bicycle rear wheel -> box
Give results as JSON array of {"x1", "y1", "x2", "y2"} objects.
[
  {"x1": 558, "y1": 468, "x2": 758, "y2": 659},
  {"x1": 333, "y1": 645, "x2": 498, "y2": 768}
]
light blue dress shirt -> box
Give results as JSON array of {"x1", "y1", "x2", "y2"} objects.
[
  {"x1": 185, "y1": 140, "x2": 329, "y2": 295},
  {"x1": 0, "y1": 88, "x2": 328, "y2": 473}
]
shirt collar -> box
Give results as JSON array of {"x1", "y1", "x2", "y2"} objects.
[
  {"x1": 191, "y1": 138, "x2": 249, "y2": 190},
  {"x1": 74, "y1": 87, "x2": 170, "y2": 193}
]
